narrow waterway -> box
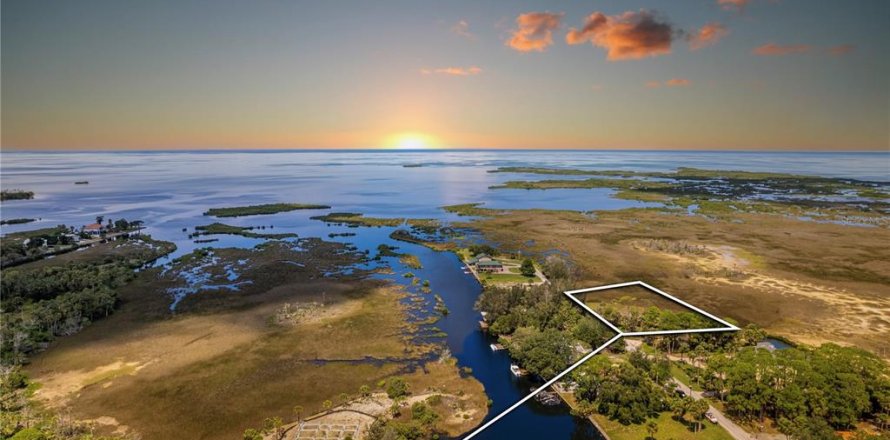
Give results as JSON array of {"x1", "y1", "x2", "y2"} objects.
[{"x1": 367, "y1": 229, "x2": 606, "y2": 439}]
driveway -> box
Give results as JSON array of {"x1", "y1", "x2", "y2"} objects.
[{"x1": 671, "y1": 379, "x2": 773, "y2": 440}]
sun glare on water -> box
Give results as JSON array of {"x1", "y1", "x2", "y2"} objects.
[{"x1": 386, "y1": 132, "x2": 437, "y2": 149}]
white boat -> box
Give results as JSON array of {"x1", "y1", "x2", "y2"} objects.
[
  {"x1": 490, "y1": 343, "x2": 503, "y2": 352},
  {"x1": 510, "y1": 364, "x2": 522, "y2": 377}
]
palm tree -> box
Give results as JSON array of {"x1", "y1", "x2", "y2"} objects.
[
  {"x1": 690, "y1": 400, "x2": 709, "y2": 433},
  {"x1": 322, "y1": 400, "x2": 333, "y2": 412},
  {"x1": 646, "y1": 420, "x2": 658, "y2": 439},
  {"x1": 262, "y1": 417, "x2": 284, "y2": 440},
  {"x1": 292, "y1": 405, "x2": 304, "y2": 423}
]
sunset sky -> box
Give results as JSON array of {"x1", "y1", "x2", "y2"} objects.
[{"x1": 2, "y1": 0, "x2": 888, "y2": 151}]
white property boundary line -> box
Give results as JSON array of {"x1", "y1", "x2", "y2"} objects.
[{"x1": 463, "y1": 281, "x2": 739, "y2": 439}]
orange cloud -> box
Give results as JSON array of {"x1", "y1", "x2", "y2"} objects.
[
  {"x1": 688, "y1": 22, "x2": 729, "y2": 50},
  {"x1": 665, "y1": 78, "x2": 691, "y2": 87},
  {"x1": 420, "y1": 66, "x2": 482, "y2": 76},
  {"x1": 827, "y1": 44, "x2": 855, "y2": 56},
  {"x1": 752, "y1": 43, "x2": 811, "y2": 56},
  {"x1": 646, "y1": 78, "x2": 691, "y2": 88},
  {"x1": 507, "y1": 12, "x2": 563, "y2": 52},
  {"x1": 451, "y1": 20, "x2": 473, "y2": 39},
  {"x1": 718, "y1": 0, "x2": 749, "y2": 11},
  {"x1": 566, "y1": 10, "x2": 674, "y2": 61}
]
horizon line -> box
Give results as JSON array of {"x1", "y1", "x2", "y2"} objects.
[{"x1": 1, "y1": 147, "x2": 888, "y2": 154}]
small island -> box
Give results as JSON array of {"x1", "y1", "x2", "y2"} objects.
[
  {"x1": 1, "y1": 190, "x2": 35, "y2": 201},
  {"x1": 203, "y1": 203, "x2": 331, "y2": 217},
  {"x1": 311, "y1": 212, "x2": 439, "y2": 228},
  {"x1": 193, "y1": 222, "x2": 298, "y2": 239},
  {"x1": 1, "y1": 218, "x2": 36, "y2": 225}
]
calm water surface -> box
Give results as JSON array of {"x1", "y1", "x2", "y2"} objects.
[{"x1": 1, "y1": 150, "x2": 886, "y2": 439}]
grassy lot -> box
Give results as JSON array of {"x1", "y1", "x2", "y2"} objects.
[
  {"x1": 591, "y1": 412, "x2": 734, "y2": 440},
  {"x1": 481, "y1": 272, "x2": 536, "y2": 284},
  {"x1": 671, "y1": 363, "x2": 702, "y2": 392}
]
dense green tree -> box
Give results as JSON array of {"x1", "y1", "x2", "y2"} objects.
[
  {"x1": 704, "y1": 343, "x2": 887, "y2": 435},
  {"x1": 520, "y1": 258, "x2": 535, "y2": 277},
  {"x1": 688, "y1": 399, "x2": 709, "y2": 433},
  {"x1": 385, "y1": 377, "x2": 409, "y2": 399},
  {"x1": 595, "y1": 363, "x2": 666, "y2": 424},
  {"x1": 509, "y1": 327, "x2": 572, "y2": 379}
]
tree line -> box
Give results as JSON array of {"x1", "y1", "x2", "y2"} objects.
[
  {"x1": 703, "y1": 344, "x2": 889, "y2": 439},
  {"x1": 1, "y1": 236, "x2": 173, "y2": 365}
]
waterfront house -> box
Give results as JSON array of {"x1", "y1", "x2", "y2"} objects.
[
  {"x1": 468, "y1": 253, "x2": 505, "y2": 273},
  {"x1": 476, "y1": 260, "x2": 504, "y2": 273},
  {"x1": 83, "y1": 223, "x2": 103, "y2": 235}
]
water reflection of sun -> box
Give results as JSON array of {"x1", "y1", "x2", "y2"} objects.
[{"x1": 385, "y1": 132, "x2": 437, "y2": 149}]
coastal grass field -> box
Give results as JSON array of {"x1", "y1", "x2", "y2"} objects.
[{"x1": 24, "y1": 241, "x2": 485, "y2": 439}]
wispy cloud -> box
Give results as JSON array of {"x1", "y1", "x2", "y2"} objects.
[
  {"x1": 827, "y1": 44, "x2": 855, "y2": 56},
  {"x1": 566, "y1": 10, "x2": 674, "y2": 61},
  {"x1": 718, "y1": 0, "x2": 749, "y2": 12},
  {"x1": 507, "y1": 12, "x2": 563, "y2": 52},
  {"x1": 688, "y1": 22, "x2": 729, "y2": 50},
  {"x1": 420, "y1": 66, "x2": 483, "y2": 76},
  {"x1": 752, "y1": 43, "x2": 811, "y2": 56},
  {"x1": 451, "y1": 20, "x2": 473, "y2": 39},
  {"x1": 646, "y1": 78, "x2": 691, "y2": 88}
]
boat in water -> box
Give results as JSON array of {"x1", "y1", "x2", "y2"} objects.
[{"x1": 510, "y1": 364, "x2": 523, "y2": 377}]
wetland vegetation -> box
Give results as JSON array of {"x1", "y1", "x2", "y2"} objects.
[
  {"x1": 490, "y1": 167, "x2": 890, "y2": 224},
  {"x1": 13, "y1": 233, "x2": 485, "y2": 439}
]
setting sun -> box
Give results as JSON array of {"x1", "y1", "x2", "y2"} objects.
[{"x1": 386, "y1": 132, "x2": 437, "y2": 149}]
